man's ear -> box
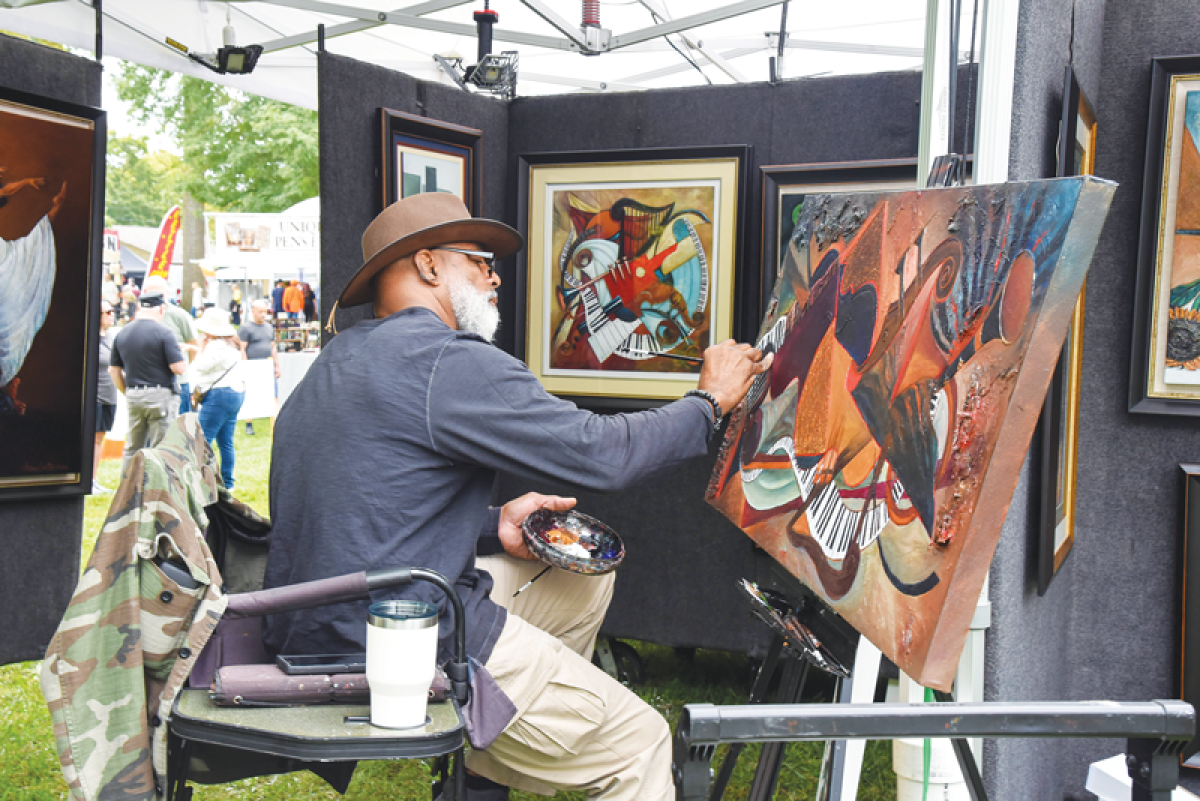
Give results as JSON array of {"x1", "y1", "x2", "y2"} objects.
[{"x1": 413, "y1": 249, "x2": 439, "y2": 285}]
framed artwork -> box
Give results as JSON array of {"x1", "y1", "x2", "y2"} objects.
[
  {"x1": 378, "y1": 107, "x2": 480, "y2": 212},
  {"x1": 518, "y1": 146, "x2": 749, "y2": 402},
  {"x1": 1037, "y1": 67, "x2": 1098, "y2": 595},
  {"x1": 761, "y1": 159, "x2": 918, "y2": 318},
  {"x1": 1180, "y1": 463, "x2": 1200, "y2": 765},
  {"x1": 706, "y1": 177, "x2": 1114, "y2": 690},
  {"x1": 0, "y1": 86, "x2": 105, "y2": 501},
  {"x1": 1130, "y1": 55, "x2": 1200, "y2": 415}
]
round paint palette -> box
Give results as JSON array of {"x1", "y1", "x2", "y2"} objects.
[{"x1": 521, "y1": 508, "x2": 625, "y2": 575}]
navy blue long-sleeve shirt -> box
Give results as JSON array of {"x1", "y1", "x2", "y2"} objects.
[{"x1": 262, "y1": 307, "x2": 714, "y2": 665}]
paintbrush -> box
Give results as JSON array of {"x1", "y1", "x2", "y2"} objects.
[
  {"x1": 619, "y1": 348, "x2": 704, "y2": 364},
  {"x1": 512, "y1": 565, "x2": 552, "y2": 597}
]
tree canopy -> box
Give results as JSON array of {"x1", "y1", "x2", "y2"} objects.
[
  {"x1": 104, "y1": 136, "x2": 184, "y2": 227},
  {"x1": 109, "y1": 63, "x2": 318, "y2": 217}
]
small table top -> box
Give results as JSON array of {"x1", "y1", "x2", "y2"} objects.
[{"x1": 172, "y1": 688, "x2": 464, "y2": 761}]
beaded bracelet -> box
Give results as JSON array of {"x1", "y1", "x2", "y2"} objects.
[{"x1": 684, "y1": 388, "x2": 724, "y2": 429}]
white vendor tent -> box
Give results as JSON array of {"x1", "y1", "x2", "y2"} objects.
[{"x1": 201, "y1": 197, "x2": 320, "y2": 286}]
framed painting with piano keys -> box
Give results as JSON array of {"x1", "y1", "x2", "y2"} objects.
[{"x1": 518, "y1": 147, "x2": 749, "y2": 402}]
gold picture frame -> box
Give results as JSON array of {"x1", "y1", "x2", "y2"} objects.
[
  {"x1": 517, "y1": 147, "x2": 748, "y2": 403},
  {"x1": 1038, "y1": 67, "x2": 1098, "y2": 594}
]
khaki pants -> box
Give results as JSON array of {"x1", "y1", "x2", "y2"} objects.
[
  {"x1": 121, "y1": 386, "x2": 178, "y2": 477},
  {"x1": 466, "y1": 554, "x2": 673, "y2": 800}
]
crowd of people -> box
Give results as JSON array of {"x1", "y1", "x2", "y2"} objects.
[{"x1": 94, "y1": 276, "x2": 306, "y2": 493}]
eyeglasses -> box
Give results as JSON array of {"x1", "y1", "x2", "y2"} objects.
[{"x1": 433, "y1": 246, "x2": 495, "y2": 277}]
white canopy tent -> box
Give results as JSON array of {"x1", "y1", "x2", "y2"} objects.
[{"x1": 0, "y1": 0, "x2": 975, "y2": 109}]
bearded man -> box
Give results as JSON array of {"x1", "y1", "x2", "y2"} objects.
[{"x1": 263, "y1": 193, "x2": 771, "y2": 801}]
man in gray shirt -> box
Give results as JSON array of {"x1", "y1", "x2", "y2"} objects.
[
  {"x1": 237, "y1": 299, "x2": 278, "y2": 434},
  {"x1": 264, "y1": 194, "x2": 770, "y2": 800}
]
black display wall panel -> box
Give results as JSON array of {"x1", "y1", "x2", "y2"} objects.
[
  {"x1": 318, "y1": 53, "x2": 513, "y2": 350},
  {"x1": 1038, "y1": 1, "x2": 1200, "y2": 797},
  {"x1": 0, "y1": 34, "x2": 100, "y2": 665},
  {"x1": 498, "y1": 72, "x2": 927, "y2": 656}
]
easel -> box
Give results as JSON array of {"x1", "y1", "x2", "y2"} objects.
[{"x1": 706, "y1": 557, "x2": 986, "y2": 801}]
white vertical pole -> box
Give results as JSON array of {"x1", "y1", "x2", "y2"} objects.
[
  {"x1": 917, "y1": 0, "x2": 952, "y2": 182},
  {"x1": 835, "y1": 638, "x2": 883, "y2": 801},
  {"x1": 955, "y1": 577, "x2": 991, "y2": 762},
  {"x1": 972, "y1": 0, "x2": 1020, "y2": 183}
]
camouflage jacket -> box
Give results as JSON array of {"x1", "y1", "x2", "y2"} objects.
[{"x1": 41, "y1": 415, "x2": 227, "y2": 801}]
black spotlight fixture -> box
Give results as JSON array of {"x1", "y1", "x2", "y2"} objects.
[
  {"x1": 434, "y1": 2, "x2": 517, "y2": 100},
  {"x1": 169, "y1": 21, "x2": 262, "y2": 76}
]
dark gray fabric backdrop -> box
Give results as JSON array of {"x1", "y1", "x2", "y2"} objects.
[
  {"x1": 987, "y1": 0, "x2": 1200, "y2": 797},
  {"x1": 318, "y1": 54, "x2": 926, "y2": 657},
  {"x1": 0, "y1": 35, "x2": 100, "y2": 665}
]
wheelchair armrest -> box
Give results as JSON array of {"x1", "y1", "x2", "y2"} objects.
[
  {"x1": 224, "y1": 567, "x2": 421, "y2": 620},
  {"x1": 217, "y1": 566, "x2": 467, "y2": 704}
]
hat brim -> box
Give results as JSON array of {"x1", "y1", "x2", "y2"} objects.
[
  {"x1": 198, "y1": 324, "x2": 237, "y2": 338},
  {"x1": 339, "y1": 218, "x2": 523, "y2": 308}
]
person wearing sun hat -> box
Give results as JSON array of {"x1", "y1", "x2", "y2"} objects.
[
  {"x1": 191, "y1": 307, "x2": 246, "y2": 490},
  {"x1": 262, "y1": 192, "x2": 772, "y2": 801}
]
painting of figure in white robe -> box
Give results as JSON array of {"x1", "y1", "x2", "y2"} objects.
[
  {"x1": 0, "y1": 90, "x2": 102, "y2": 495},
  {"x1": 0, "y1": 171, "x2": 65, "y2": 415}
]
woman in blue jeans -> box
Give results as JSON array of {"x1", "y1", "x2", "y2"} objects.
[{"x1": 192, "y1": 308, "x2": 246, "y2": 489}]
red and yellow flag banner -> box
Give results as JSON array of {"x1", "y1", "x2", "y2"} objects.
[{"x1": 147, "y1": 205, "x2": 181, "y2": 280}]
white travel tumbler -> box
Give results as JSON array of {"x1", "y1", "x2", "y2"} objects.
[{"x1": 366, "y1": 599, "x2": 439, "y2": 729}]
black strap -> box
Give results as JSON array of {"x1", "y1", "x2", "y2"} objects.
[{"x1": 197, "y1": 362, "x2": 238, "y2": 395}]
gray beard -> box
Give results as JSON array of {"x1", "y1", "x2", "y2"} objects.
[{"x1": 448, "y1": 275, "x2": 500, "y2": 342}]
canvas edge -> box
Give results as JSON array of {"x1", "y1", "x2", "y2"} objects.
[{"x1": 916, "y1": 177, "x2": 1117, "y2": 689}]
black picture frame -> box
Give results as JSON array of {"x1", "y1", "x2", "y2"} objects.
[
  {"x1": 0, "y1": 85, "x2": 106, "y2": 502},
  {"x1": 1037, "y1": 66, "x2": 1096, "y2": 595},
  {"x1": 378, "y1": 107, "x2": 481, "y2": 213},
  {"x1": 1179, "y1": 463, "x2": 1200, "y2": 765},
  {"x1": 1129, "y1": 55, "x2": 1200, "y2": 415},
  {"x1": 516, "y1": 145, "x2": 751, "y2": 411},
  {"x1": 759, "y1": 158, "x2": 919, "y2": 324}
]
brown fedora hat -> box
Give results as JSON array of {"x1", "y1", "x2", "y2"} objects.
[{"x1": 340, "y1": 193, "x2": 523, "y2": 307}]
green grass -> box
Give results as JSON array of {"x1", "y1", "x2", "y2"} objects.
[{"x1": 4, "y1": 419, "x2": 897, "y2": 800}]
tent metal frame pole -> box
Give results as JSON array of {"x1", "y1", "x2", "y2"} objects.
[
  {"x1": 609, "y1": 0, "x2": 785, "y2": 50},
  {"x1": 255, "y1": 0, "x2": 580, "y2": 51},
  {"x1": 93, "y1": 0, "x2": 102, "y2": 60},
  {"x1": 259, "y1": 0, "x2": 469, "y2": 53}
]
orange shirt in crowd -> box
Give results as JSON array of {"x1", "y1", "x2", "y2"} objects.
[{"x1": 282, "y1": 282, "x2": 304, "y2": 313}]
